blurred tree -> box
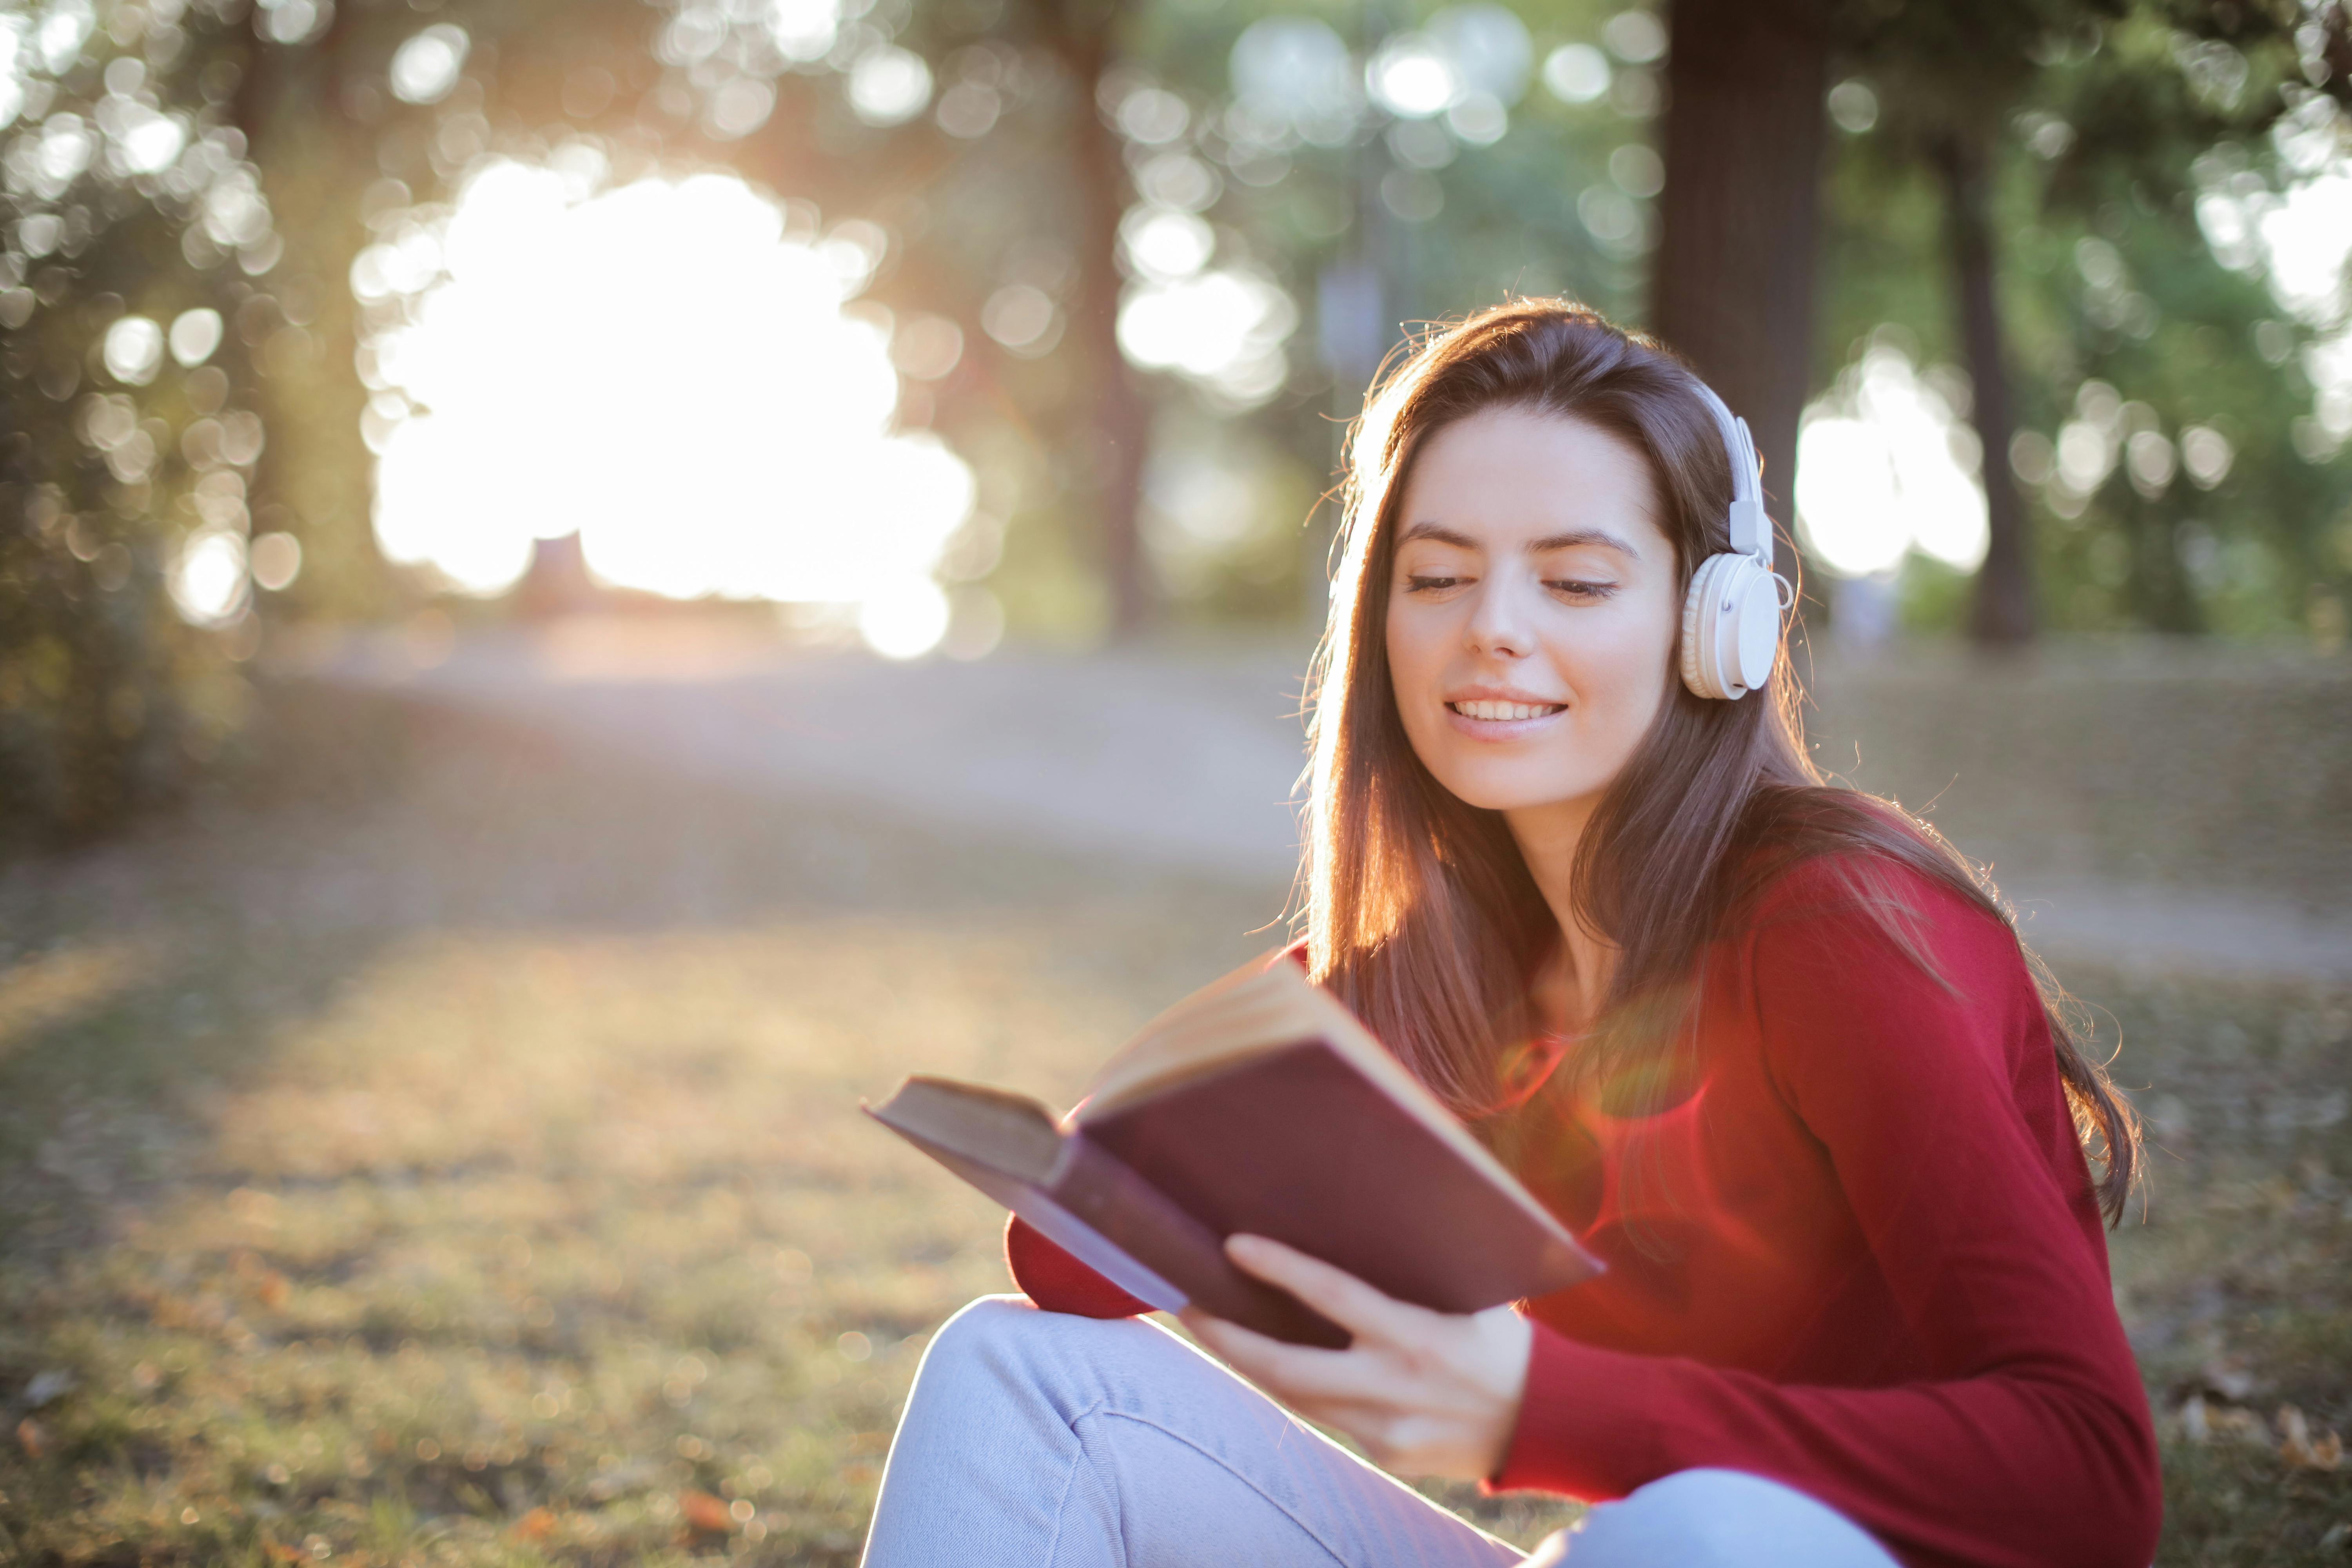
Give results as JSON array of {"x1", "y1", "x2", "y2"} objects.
[
  {"x1": 1034, "y1": 0, "x2": 1152, "y2": 633},
  {"x1": 628, "y1": 0, "x2": 1658, "y2": 635},
  {"x1": 0, "y1": 0, "x2": 317, "y2": 844},
  {"x1": 1829, "y1": 0, "x2": 2135, "y2": 645},
  {"x1": 1816, "y1": 0, "x2": 2352, "y2": 644},
  {"x1": 1651, "y1": 0, "x2": 1829, "y2": 592}
]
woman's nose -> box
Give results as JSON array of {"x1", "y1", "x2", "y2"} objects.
[{"x1": 1464, "y1": 576, "x2": 1534, "y2": 658}]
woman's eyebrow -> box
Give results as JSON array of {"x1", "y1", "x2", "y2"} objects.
[
  {"x1": 1398, "y1": 521, "x2": 1478, "y2": 548},
  {"x1": 1528, "y1": 527, "x2": 1642, "y2": 558},
  {"x1": 1398, "y1": 521, "x2": 1645, "y2": 557}
]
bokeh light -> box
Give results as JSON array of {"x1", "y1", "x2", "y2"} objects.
[
  {"x1": 1118, "y1": 267, "x2": 1298, "y2": 408},
  {"x1": 360, "y1": 158, "x2": 977, "y2": 658},
  {"x1": 1367, "y1": 35, "x2": 1459, "y2": 120},
  {"x1": 103, "y1": 315, "x2": 163, "y2": 384},
  {"x1": 847, "y1": 47, "x2": 931, "y2": 126},
  {"x1": 1542, "y1": 45, "x2": 1611, "y2": 105},
  {"x1": 1795, "y1": 342, "x2": 1990, "y2": 579},
  {"x1": 171, "y1": 528, "x2": 249, "y2": 626},
  {"x1": 1229, "y1": 18, "x2": 1356, "y2": 136},
  {"x1": 1600, "y1": 10, "x2": 1668, "y2": 64},
  {"x1": 168, "y1": 307, "x2": 222, "y2": 367},
  {"x1": 390, "y1": 25, "x2": 470, "y2": 106}
]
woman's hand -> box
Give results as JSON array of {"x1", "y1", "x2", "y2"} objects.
[{"x1": 1179, "y1": 1234, "x2": 1533, "y2": 1482}]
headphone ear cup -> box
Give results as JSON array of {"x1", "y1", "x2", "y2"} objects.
[
  {"x1": 1680, "y1": 554, "x2": 1731, "y2": 699},
  {"x1": 1681, "y1": 553, "x2": 1780, "y2": 701}
]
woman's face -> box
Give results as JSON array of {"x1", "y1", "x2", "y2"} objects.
[{"x1": 1383, "y1": 405, "x2": 1683, "y2": 822}]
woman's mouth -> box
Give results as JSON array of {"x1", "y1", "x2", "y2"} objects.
[{"x1": 1447, "y1": 699, "x2": 1566, "y2": 722}]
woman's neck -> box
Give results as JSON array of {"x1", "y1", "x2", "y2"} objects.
[{"x1": 1505, "y1": 793, "x2": 1617, "y2": 1030}]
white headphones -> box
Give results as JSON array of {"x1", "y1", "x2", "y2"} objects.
[{"x1": 1678, "y1": 382, "x2": 1793, "y2": 701}]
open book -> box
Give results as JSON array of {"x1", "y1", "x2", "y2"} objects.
[{"x1": 865, "y1": 956, "x2": 1601, "y2": 1347}]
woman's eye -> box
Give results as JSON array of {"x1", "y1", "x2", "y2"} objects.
[
  {"x1": 1405, "y1": 574, "x2": 1463, "y2": 593},
  {"x1": 1545, "y1": 579, "x2": 1617, "y2": 601}
]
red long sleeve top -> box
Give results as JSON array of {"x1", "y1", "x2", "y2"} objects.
[{"x1": 1004, "y1": 858, "x2": 2162, "y2": 1568}]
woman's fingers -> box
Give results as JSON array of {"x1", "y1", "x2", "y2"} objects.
[
  {"x1": 1223, "y1": 1234, "x2": 1426, "y2": 1342},
  {"x1": 1183, "y1": 1309, "x2": 1403, "y2": 1405}
]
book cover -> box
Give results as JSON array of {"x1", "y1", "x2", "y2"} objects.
[{"x1": 866, "y1": 962, "x2": 1601, "y2": 1345}]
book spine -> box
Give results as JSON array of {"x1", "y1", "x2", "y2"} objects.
[{"x1": 1053, "y1": 1133, "x2": 1348, "y2": 1349}]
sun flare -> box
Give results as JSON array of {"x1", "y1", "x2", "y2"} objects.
[{"x1": 357, "y1": 156, "x2": 976, "y2": 657}]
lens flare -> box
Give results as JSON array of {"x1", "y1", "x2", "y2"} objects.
[{"x1": 363, "y1": 158, "x2": 975, "y2": 657}]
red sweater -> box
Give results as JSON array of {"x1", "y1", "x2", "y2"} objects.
[{"x1": 1004, "y1": 859, "x2": 2162, "y2": 1568}]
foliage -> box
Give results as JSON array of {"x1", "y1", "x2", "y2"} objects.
[
  {"x1": 1815, "y1": 0, "x2": 2352, "y2": 641},
  {"x1": 0, "y1": 0, "x2": 290, "y2": 844},
  {"x1": 635, "y1": 0, "x2": 1665, "y2": 626},
  {"x1": 12, "y1": 0, "x2": 2352, "y2": 852}
]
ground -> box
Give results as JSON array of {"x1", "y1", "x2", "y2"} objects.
[{"x1": 0, "y1": 682, "x2": 2345, "y2": 1565}]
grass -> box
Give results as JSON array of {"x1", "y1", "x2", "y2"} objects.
[
  {"x1": 2098, "y1": 967, "x2": 2352, "y2": 1561},
  {"x1": 0, "y1": 690, "x2": 2344, "y2": 1564}
]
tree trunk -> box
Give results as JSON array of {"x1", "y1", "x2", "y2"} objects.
[
  {"x1": 1929, "y1": 130, "x2": 2035, "y2": 645},
  {"x1": 1651, "y1": 0, "x2": 1829, "y2": 590},
  {"x1": 1048, "y1": 15, "x2": 1153, "y2": 637}
]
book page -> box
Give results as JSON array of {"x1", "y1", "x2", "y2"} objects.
[{"x1": 1076, "y1": 949, "x2": 1295, "y2": 1116}]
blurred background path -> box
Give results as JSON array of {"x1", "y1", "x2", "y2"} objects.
[{"x1": 292, "y1": 624, "x2": 2352, "y2": 984}]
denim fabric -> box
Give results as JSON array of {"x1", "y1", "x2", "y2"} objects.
[{"x1": 860, "y1": 1296, "x2": 1901, "y2": 1568}]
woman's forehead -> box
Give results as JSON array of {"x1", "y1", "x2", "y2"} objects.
[{"x1": 1399, "y1": 407, "x2": 1667, "y2": 548}]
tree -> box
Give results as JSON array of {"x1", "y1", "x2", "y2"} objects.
[
  {"x1": 1820, "y1": 0, "x2": 2351, "y2": 642},
  {"x1": 1832, "y1": 0, "x2": 2128, "y2": 645},
  {"x1": 1651, "y1": 0, "x2": 1831, "y2": 592},
  {"x1": 0, "y1": 0, "x2": 316, "y2": 844}
]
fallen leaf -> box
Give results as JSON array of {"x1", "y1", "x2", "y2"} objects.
[
  {"x1": 510, "y1": 1507, "x2": 557, "y2": 1542},
  {"x1": 263, "y1": 1542, "x2": 303, "y2": 1564},
  {"x1": 15, "y1": 1417, "x2": 46, "y2": 1458},
  {"x1": 256, "y1": 1271, "x2": 291, "y2": 1311},
  {"x1": 2279, "y1": 1405, "x2": 2345, "y2": 1471},
  {"x1": 679, "y1": 1490, "x2": 734, "y2": 1534}
]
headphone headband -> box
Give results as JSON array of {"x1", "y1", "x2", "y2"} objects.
[
  {"x1": 1687, "y1": 379, "x2": 1769, "y2": 564},
  {"x1": 1676, "y1": 373, "x2": 1788, "y2": 702}
]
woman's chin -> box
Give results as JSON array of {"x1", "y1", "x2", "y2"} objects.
[{"x1": 1425, "y1": 762, "x2": 1605, "y2": 818}]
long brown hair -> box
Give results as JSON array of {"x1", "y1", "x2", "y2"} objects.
[{"x1": 1298, "y1": 300, "x2": 2140, "y2": 1223}]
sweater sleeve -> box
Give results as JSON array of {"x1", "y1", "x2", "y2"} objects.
[
  {"x1": 1490, "y1": 865, "x2": 2161, "y2": 1568},
  {"x1": 1004, "y1": 1214, "x2": 1154, "y2": 1318}
]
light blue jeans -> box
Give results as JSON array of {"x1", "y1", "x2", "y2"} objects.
[{"x1": 861, "y1": 1297, "x2": 1901, "y2": 1567}]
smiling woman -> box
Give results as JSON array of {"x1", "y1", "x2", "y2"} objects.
[
  {"x1": 358, "y1": 156, "x2": 976, "y2": 657},
  {"x1": 863, "y1": 300, "x2": 2161, "y2": 1568}
]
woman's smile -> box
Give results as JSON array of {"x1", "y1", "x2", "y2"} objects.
[{"x1": 1445, "y1": 687, "x2": 1570, "y2": 733}]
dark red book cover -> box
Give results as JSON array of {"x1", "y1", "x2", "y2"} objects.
[{"x1": 867, "y1": 972, "x2": 1601, "y2": 1345}]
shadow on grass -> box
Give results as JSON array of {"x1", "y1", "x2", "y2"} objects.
[{"x1": 0, "y1": 681, "x2": 1316, "y2": 1566}]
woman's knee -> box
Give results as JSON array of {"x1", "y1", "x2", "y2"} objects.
[
  {"x1": 910, "y1": 1296, "x2": 1161, "y2": 1406},
  {"x1": 1563, "y1": 1469, "x2": 1893, "y2": 1568}
]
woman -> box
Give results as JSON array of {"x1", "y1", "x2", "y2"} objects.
[{"x1": 861, "y1": 302, "x2": 2161, "y2": 1567}]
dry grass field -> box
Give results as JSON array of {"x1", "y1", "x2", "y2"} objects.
[{"x1": 0, "y1": 690, "x2": 2344, "y2": 1565}]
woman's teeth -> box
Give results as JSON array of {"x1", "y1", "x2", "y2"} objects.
[{"x1": 1450, "y1": 700, "x2": 1565, "y2": 721}]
